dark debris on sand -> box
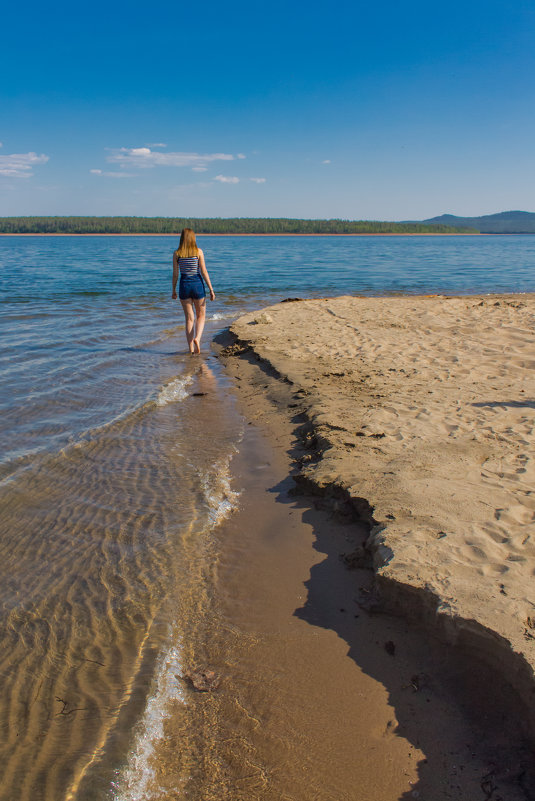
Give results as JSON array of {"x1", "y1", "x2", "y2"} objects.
[{"x1": 180, "y1": 669, "x2": 222, "y2": 692}]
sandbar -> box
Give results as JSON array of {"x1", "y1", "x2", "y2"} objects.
[{"x1": 221, "y1": 293, "x2": 535, "y2": 734}]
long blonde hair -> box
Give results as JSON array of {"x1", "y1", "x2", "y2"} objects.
[{"x1": 177, "y1": 228, "x2": 199, "y2": 258}]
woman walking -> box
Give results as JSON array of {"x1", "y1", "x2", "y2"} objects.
[{"x1": 172, "y1": 228, "x2": 215, "y2": 354}]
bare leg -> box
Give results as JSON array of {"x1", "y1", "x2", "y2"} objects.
[
  {"x1": 192, "y1": 297, "x2": 206, "y2": 354},
  {"x1": 180, "y1": 299, "x2": 196, "y2": 354}
]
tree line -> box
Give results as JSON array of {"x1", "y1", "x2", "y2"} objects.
[{"x1": 0, "y1": 217, "x2": 478, "y2": 234}]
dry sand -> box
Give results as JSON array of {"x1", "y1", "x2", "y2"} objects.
[{"x1": 221, "y1": 293, "x2": 535, "y2": 734}]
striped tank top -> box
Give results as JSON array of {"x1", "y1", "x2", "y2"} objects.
[{"x1": 178, "y1": 256, "x2": 200, "y2": 278}]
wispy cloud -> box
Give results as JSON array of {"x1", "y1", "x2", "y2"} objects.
[
  {"x1": 250, "y1": 177, "x2": 266, "y2": 183},
  {"x1": 237, "y1": 153, "x2": 246, "y2": 159},
  {"x1": 107, "y1": 146, "x2": 236, "y2": 170},
  {"x1": 169, "y1": 182, "x2": 212, "y2": 193},
  {"x1": 145, "y1": 142, "x2": 167, "y2": 148},
  {"x1": 90, "y1": 169, "x2": 134, "y2": 178},
  {"x1": 192, "y1": 166, "x2": 208, "y2": 172},
  {"x1": 322, "y1": 159, "x2": 331, "y2": 164},
  {"x1": 214, "y1": 175, "x2": 240, "y2": 184},
  {"x1": 0, "y1": 151, "x2": 49, "y2": 178}
]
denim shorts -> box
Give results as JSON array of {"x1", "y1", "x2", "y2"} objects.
[{"x1": 179, "y1": 275, "x2": 206, "y2": 300}]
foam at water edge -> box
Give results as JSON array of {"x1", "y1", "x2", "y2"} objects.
[
  {"x1": 209, "y1": 311, "x2": 235, "y2": 321},
  {"x1": 201, "y1": 450, "x2": 241, "y2": 526},
  {"x1": 110, "y1": 641, "x2": 186, "y2": 801},
  {"x1": 110, "y1": 452, "x2": 240, "y2": 800},
  {"x1": 156, "y1": 375, "x2": 193, "y2": 407}
]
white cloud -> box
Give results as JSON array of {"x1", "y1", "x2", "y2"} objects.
[
  {"x1": 146, "y1": 142, "x2": 167, "y2": 148},
  {"x1": 107, "y1": 146, "x2": 236, "y2": 170},
  {"x1": 0, "y1": 151, "x2": 49, "y2": 178},
  {"x1": 250, "y1": 177, "x2": 266, "y2": 183},
  {"x1": 192, "y1": 166, "x2": 208, "y2": 172},
  {"x1": 322, "y1": 159, "x2": 331, "y2": 164},
  {"x1": 214, "y1": 174, "x2": 240, "y2": 184},
  {"x1": 237, "y1": 153, "x2": 246, "y2": 159},
  {"x1": 90, "y1": 169, "x2": 134, "y2": 178}
]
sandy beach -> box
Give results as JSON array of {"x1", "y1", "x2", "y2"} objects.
[{"x1": 219, "y1": 294, "x2": 535, "y2": 738}]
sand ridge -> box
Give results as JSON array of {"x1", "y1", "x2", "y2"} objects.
[{"x1": 227, "y1": 294, "x2": 535, "y2": 726}]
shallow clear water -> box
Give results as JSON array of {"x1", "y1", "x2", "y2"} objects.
[
  {"x1": 2, "y1": 234, "x2": 534, "y2": 480},
  {"x1": 0, "y1": 234, "x2": 534, "y2": 800}
]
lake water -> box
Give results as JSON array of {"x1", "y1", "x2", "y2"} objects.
[{"x1": 0, "y1": 234, "x2": 534, "y2": 800}]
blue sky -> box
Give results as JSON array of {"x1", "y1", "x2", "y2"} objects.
[{"x1": 1, "y1": 0, "x2": 534, "y2": 219}]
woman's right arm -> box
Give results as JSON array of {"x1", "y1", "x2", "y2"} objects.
[
  {"x1": 172, "y1": 252, "x2": 179, "y2": 298},
  {"x1": 198, "y1": 249, "x2": 215, "y2": 300}
]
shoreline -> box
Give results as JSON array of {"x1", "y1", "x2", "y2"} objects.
[
  {"x1": 0, "y1": 232, "x2": 484, "y2": 237},
  {"x1": 218, "y1": 292, "x2": 535, "y2": 740},
  {"x1": 199, "y1": 345, "x2": 534, "y2": 799}
]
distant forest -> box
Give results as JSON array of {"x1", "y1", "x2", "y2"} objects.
[{"x1": 0, "y1": 217, "x2": 477, "y2": 235}]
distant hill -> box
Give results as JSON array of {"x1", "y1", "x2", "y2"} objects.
[{"x1": 421, "y1": 211, "x2": 535, "y2": 234}]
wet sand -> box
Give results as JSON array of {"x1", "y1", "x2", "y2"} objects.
[{"x1": 150, "y1": 388, "x2": 532, "y2": 800}]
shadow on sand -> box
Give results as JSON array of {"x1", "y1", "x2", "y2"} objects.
[
  {"x1": 272, "y1": 426, "x2": 534, "y2": 801},
  {"x1": 215, "y1": 332, "x2": 535, "y2": 801}
]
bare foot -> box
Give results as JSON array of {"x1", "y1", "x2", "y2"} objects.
[{"x1": 193, "y1": 338, "x2": 201, "y2": 354}]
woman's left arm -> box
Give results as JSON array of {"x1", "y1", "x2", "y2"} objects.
[
  {"x1": 198, "y1": 249, "x2": 215, "y2": 300},
  {"x1": 172, "y1": 251, "x2": 179, "y2": 299}
]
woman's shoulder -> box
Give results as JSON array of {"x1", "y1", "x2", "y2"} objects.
[{"x1": 175, "y1": 249, "x2": 201, "y2": 259}]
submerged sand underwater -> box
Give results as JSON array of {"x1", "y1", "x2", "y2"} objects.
[{"x1": 0, "y1": 361, "x2": 242, "y2": 801}]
